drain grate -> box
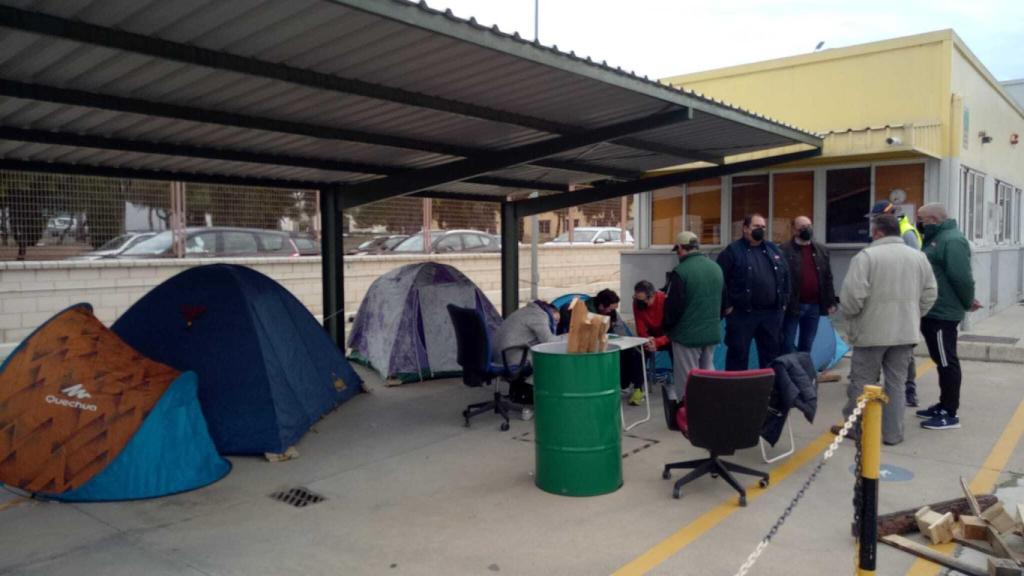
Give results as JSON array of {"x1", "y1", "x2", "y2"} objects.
[{"x1": 270, "y1": 487, "x2": 326, "y2": 508}]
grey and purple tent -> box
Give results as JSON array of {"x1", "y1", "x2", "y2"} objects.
[{"x1": 348, "y1": 262, "x2": 501, "y2": 383}]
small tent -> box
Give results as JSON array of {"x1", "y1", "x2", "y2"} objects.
[
  {"x1": 112, "y1": 264, "x2": 363, "y2": 455},
  {"x1": 712, "y1": 316, "x2": 850, "y2": 371},
  {"x1": 348, "y1": 262, "x2": 501, "y2": 382},
  {"x1": 0, "y1": 305, "x2": 228, "y2": 501}
]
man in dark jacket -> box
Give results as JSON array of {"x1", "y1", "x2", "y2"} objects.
[
  {"x1": 781, "y1": 216, "x2": 837, "y2": 355},
  {"x1": 717, "y1": 214, "x2": 790, "y2": 371},
  {"x1": 915, "y1": 203, "x2": 979, "y2": 431},
  {"x1": 662, "y1": 231, "x2": 723, "y2": 399}
]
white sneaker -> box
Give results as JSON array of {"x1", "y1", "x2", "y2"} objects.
[{"x1": 521, "y1": 407, "x2": 534, "y2": 421}]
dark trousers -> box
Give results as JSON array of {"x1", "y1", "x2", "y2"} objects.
[
  {"x1": 620, "y1": 347, "x2": 646, "y2": 390},
  {"x1": 725, "y1": 309, "x2": 784, "y2": 371},
  {"x1": 920, "y1": 317, "x2": 962, "y2": 416},
  {"x1": 782, "y1": 303, "x2": 821, "y2": 355}
]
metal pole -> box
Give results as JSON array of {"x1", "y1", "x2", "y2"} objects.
[
  {"x1": 530, "y1": 190, "x2": 539, "y2": 300},
  {"x1": 422, "y1": 197, "x2": 432, "y2": 254},
  {"x1": 857, "y1": 384, "x2": 884, "y2": 575},
  {"x1": 529, "y1": 1, "x2": 539, "y2": 301},
  {"x1": 534, "y1": 0, "x2": 539, "y2": 42},
  {"x1": 320, "y1": 188, "x2": 345, "y2": 348},
  {"x1": 500, "y1": 202, "x2": 519, "y2": 318}
]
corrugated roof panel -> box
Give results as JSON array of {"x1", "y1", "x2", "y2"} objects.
[{"x1": 0, "y1": 0, "x2": 820, "y2": 197}]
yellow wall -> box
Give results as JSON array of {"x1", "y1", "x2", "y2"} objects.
[
  {"x1": 664, "y1": 31, "x2": 952, "y2": 156},
  {"x1": 951, "y1": 44, "x2": 1024, "y2": 188}
]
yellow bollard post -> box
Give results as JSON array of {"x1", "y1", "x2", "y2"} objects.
[{"x1": 857, "y1": 384, "x2": 885, "y2": 575}]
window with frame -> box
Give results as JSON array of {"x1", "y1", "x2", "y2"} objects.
[
  {"x1": 1011, "y1": 188, "x2": 1019, "y2": 241},
  {"x1": 825, "y1": 167, "x2": 871, "y2": 243},
  {"x1": 730, "y1": 175, "x2": 770, "y2": 241},
  {"x1": 771, "y1": 171, "x2": 814, "y2": 243},
  {"x1": 538, "y1": 220, "x2": 551, "y2": 235},
  {"x1": 651, "y1": 186, "x2": 683, "y2": 245},
  {"x1": 995, "y1": 181, "x2": 1013, "y2": 244},
  {"x1": 959, "y1": 167, "x2": 985, "y2": 241},
  {"x1": 686, "y1": 178, "x2": 722, "y2": 245}
]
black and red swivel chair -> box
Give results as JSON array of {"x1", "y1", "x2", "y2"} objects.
[{"x1": 662, "y1": 369, "x2": 774, "y2": 506}]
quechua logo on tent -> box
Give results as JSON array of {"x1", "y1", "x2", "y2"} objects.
[{"x1": 45, "y1": 384, "x2": 99, "y2": 411}]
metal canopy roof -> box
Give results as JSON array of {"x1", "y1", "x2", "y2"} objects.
[{"x1": 0, "y1": 0, "x2": 821, "y2": 206}]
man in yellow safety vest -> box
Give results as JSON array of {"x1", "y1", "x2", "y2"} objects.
[{"x1": 868, "y1": 200, "x2": 923, "y2": 406}]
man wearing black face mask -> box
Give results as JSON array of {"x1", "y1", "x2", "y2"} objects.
[
  {"x1": 717, "y1": 214, "x2": 790, "y2": 370},
  {"x1": 781, "y1": 216, "x2": 837, "y2": 355}
]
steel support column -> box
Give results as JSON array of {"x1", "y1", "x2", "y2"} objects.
[
  {"x1": 320, "y1": 187, "x2": 345, "y2": 348},
  {"x1": 500, "y1": 202, "x2": 520, "y2": 318}
]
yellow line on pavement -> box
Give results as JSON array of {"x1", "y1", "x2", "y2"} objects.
[
  {"x1": 612, "y1": 431, "x2": 836, "y2": 576},
  {"x1": 613, "y1": 358, "x2": 939, "y2": 576},
  {"x1": 905, "y1": 397, "x2": 1024, "y2": 575}
]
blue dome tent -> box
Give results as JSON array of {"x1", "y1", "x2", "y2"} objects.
[{"x1": 112, "y1": 265, "x2": 363, "y2": 455}]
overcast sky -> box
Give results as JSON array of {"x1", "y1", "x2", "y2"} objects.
[{"x1": 430, "y1": 0, "x2": 1024, "y2": 82}]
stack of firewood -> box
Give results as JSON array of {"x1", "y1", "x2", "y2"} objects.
[
  {"x1": 565, "y1": 298, "x2": 610, "y2": 354},
  {"x1": 880, "y1": 478, "x2": 1024, "y2": 575}
]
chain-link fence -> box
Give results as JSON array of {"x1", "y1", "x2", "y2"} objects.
[{"x1": 0, "y1": 171, "x2": 320, "y2": 261}]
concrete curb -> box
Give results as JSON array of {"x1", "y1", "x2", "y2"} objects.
[{"x1": 915, "y1": 341, "x2": 1024, "y2": 364}]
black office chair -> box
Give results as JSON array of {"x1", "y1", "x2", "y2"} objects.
[
  {"x1": 662, "y1": 369, "x2": 774, "y2": 506},
  {"x1": 447, "y1": 304, "x2": 532, "y2": 431}
]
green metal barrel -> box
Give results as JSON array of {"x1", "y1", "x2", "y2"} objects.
[{"x1": 531, "y1": 341, "x2": 622, "y2": 496}]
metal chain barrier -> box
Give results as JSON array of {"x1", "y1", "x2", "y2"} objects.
[{"x1": 732, "y1": 396, "x2": 870, "y2": 576}]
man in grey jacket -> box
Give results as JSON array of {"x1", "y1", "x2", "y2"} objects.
[
  {"x1": 836, "y1": 214, "x2": 937, "y2": 446},
  {"x1": 492, "y1": 300, "x2": 559, "y2": 367}
]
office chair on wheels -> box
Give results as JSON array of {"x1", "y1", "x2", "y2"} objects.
[
  {"x1": 662, "y1": 369, "x2": 774, "y2": 506},
  {"x1": 447, "y1": 304, "x2": 532, "y2": 431}
]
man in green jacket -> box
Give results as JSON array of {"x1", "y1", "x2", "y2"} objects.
[
  {"x1": 915, "y1": 203, "x2": 979, "y2": 431},
  {"x1": 661, "y1": 231, "x2": 724, "y2": 400}
]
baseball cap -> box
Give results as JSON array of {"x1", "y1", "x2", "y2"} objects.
[
  {"x1": 673, "y1": 231, "x2": 699, "y2": 249},
  {"x1": 867, "y1": 200, "x2": 899, "y2": 218}
]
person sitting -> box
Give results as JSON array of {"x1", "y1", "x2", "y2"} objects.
[
  {"x1": 491, "y1": 300, "x2": 560, "y2": 421},
  {"x1": 632, "y1": 280, "x2": 670, "y2": 354},
  {"x1": 492, "y1": 300, "x2": 559, "y2": 367}
]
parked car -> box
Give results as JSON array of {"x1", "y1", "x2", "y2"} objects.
[
  {"x1": 347, "y1": 234, "x2": 408, "y2": 255},
  {"x1": 67, "y1": 232, "x2": 158, "y2": 260},
  {"x1": 116, "y1": 227, "x2": 308, "y2": 259},
  {"x1": 545, "y1": 227, "x2": 634, "y2": 245},
  {"x1": 44, "y1": 215, "x2": 83, "y2": 239},
  {"x1": 288, "y1": 232, "x2": 321, "y2": 256},
  {"x1": 391, "y1": 230, "x2": 500, "y2": 253}
]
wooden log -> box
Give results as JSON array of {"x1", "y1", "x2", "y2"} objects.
[
  {"x1": 881, "y1": 535, "x2": 987, "y2": 576},
  {"x1": 879, "y1": 495, "x2": 999, "y2": 537}
]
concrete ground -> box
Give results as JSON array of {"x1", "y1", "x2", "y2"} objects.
[{"x1": 2, "y1": 356, "x2": 1023, "y2": 575}]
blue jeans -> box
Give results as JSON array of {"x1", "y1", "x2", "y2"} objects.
[{"x1": 782, "y1": 303, "x2": 821, "y2": 355}]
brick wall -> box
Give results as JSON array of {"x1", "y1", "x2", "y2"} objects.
[{"x1": 0, "y1": 245, "x2": 624, "y2": 349}]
